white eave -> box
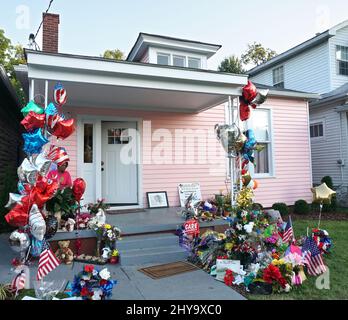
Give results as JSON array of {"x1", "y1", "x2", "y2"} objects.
[{"x1": 25, "y1": 49, "x2": 247, "y2": 113}]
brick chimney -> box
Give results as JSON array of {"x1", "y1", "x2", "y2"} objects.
[{"x1": 42, "y1": 13, "x2": 59, "y2": 53}]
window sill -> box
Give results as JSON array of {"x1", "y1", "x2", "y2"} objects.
[{"x1": 254, "y1": 174, "x2": 276, "y2": 179}]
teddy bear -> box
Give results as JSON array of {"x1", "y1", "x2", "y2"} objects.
[{"x1": 55, "y1": 240, "x2": 74, "y2": 265}]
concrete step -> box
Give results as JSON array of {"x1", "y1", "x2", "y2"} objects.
[
  {"x1": 118, "y1": 233, "x2": 178, "y2": 250},
  {"x1": 120, "y1": 245, "x2": 188, "y2": 266}
]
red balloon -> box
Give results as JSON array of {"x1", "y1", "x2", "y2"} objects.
[
  {"x1": 21, "y1": 111, "x2": 46, "y2": 132},
  {"x1": 242, "y1": 81, "x2": 258, "y2": 102},
  {"x1": 48, "y1": 115, "x2": 75, "y2": 140},
  {"x1": 5, "y1": 203, "x2": 29, "y2": 227},
  {"x1": 239, "y1": 99, "x2": 251, "y2": 121},
  {"x1": 72, "y1": 178, "x2": 86, "y2": 201}
]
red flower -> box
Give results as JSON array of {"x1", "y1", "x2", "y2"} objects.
[
  {"x1": 84, "y1": 265, "x2": 94, "y2": 273},
  {"x1": 262, "y1": 264, "x2": 287, "y2": 289},
  {"x1": 224, "y1": 270, "x2": 234, "y2": 286},
  {"x1": 100, "y1": 279, "x2": 108, "y2": 286},
  {"x1": 81, "y1": 287, "x2": 91, "y2": 297}
]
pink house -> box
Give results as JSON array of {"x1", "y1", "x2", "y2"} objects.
[{"x1": 15, "y1": 13, "x2": 318, "y2": 209}]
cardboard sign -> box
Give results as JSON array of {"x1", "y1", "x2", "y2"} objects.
[
  {"x1": 183, "y1": 219, "x2": 200, "y2": 236},
  {"x1": 216, "y1": 259, "x2": 241, "y2": 274},
  {"x1": 178, "y1": 183, "x2": 202, "y2": 207}
]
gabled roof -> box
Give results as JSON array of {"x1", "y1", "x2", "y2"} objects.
[
  {"x1": 310, "y1": 83, "x2": 348, "y2": 108},
  {"x1": 248, "y1": 19, "x2": 348, "y2": 76},
  {"x1": 127, "y1": 32, "x2": 222, "y2": 62}
]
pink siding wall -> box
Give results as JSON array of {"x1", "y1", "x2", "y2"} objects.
[
  {"x1": 253, "y1": 98, "x2": 313, "y2": 207},
  {"x1": 60, "y1": 96, "x2": 312, "y2": 208}
]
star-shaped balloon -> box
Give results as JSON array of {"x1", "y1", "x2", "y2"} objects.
[
  {"x1": 45, "y1": 102, "x2": 58, "y2": 116},
  {"x1": 21, "y1": 101, "x2": 44, "y2": 117},
  {"x1": 21, "y1": 111, "x2": 46, "y2": 132},
  {"x1": 23, "y1": 129, "x2": 49, "y2": 155},
  {"x1": 311, "y1": 183, "x2": 336, "y2": 204}
]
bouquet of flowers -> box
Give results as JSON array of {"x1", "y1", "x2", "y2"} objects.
[
  {"x1": 87, "y1": 198, "x2": 110, "y2": 215},
  {"x1": 76, "y1": 213, "x2": 92, "y2": 229},
  {"x1": 92, "y1": 223, "x2": 121, "y2": 250},
  {"x1": 71, "y1": 265, "x2": 117, "y2": 300}
]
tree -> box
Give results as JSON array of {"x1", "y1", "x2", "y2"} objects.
[
  {"x1": 218, "y1": 55, "x2": 245, "y2": 74},
  {"x1": 241, "y1": 42, "x2": 277, "y2": 67},
  {"x1": 0, "y1": 29, "x2": 26, "y2": 105},
  {"x1": 102, "y1": 49, "x2": 125, "y2": 60}
]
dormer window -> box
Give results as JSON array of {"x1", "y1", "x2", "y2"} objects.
[
  {"x1": 157, "y1": 53, "x2": 170, "y2": 65},
  {"x1": 188, "y1": 57, "x2": 201, "y2": 69}
]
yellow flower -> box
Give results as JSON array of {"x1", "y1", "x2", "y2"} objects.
[
  {"x1": 104, "y1": 224, "x2": 112, "y2": 230},
  {"x1": 272, "y1": 259, "x2": 285, "y2": 266},
  {"x1": 225, "y1": 243, "x2": 234, "y2": 251},
  {"x1": 112, "y1": 250, "x2": 119, "y2": 257}
]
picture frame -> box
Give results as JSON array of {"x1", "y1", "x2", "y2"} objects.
[{"x1": 146, "y1": 191, "x2": 169, "y2": 209}]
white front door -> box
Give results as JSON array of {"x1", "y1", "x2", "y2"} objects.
[{"x1": 101, "y1": 122, "x2": 138, "y2": 205}]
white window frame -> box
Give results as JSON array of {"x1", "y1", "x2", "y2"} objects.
[
  {"x1": 188, "y1": 56, "x2": 201, "y2": 69},
  {"x1": 272, "y1": 66, "x2": 284, "y2": 88},
  {"x1": 173, "y1": 55, "x2": 186, "y2": 67},
  {"x1": 310, "y1": 120, "x2": 325, "y2": 141},
  {"x1": 250, "y1": 107, "x2": 275, "y2": 178},
  {"x1": 336, "y1": 45, "x2": 348, "y2": 76},
  {"x1": 157, "y1": 52, "x2": 170, "y2": 65}
]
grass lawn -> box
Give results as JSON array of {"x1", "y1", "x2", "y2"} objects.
[{"x1": 249, "y1": 219, "x2": 348, "y2": 300}]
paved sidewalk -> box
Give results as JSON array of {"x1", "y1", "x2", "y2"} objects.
[{"x1": 0, "y1": 233, "x2": 245, "y2": 300}]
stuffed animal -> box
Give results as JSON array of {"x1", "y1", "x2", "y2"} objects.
[
  {"x1": 62, "y1": 218, "x2": 75, "y2": 232},
  {"x1": 55, "y1": 240, "x2": 74, "y2": 265}
]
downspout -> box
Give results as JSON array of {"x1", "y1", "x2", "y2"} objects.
[{"x1": 339, "y1": 112, "x2": 344, "y2": 184}]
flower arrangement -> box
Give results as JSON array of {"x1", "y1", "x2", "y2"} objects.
[
  {"x1": 87, "y1": 198, "x2": 110, "y2": 215},
  {"x1": 71, "y1": 265, "x2": 117, "y2": 300},
  {"x1": 76, "y1": 213, "x2": 92, "y2": 229},
  {"x1": 93, "y1": 224, "x2": 121, "y2": 245}
]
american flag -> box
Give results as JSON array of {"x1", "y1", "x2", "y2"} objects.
[
  {"x1": 302, "y1": 237, "x2": 327, "y2": 276},
  {"x1": 37, "y1": 241, "x2": 60, "y2": 280},
  {"x1": 282, "y1": 216, "x2": 294, "y2": 243},
  {"x1": 11, "y1": 271, "x2": 26, "y2": 292}
]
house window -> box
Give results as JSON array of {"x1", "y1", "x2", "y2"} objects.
[
  {"x1": 108, "y1": 128, "x2": 130, "y2": 144},
  {"x1": 310, "y1": 122, "x2": 324, "y2": 138},
  {"x1": 157, "y1": 53, "x2": 170, "y2": 65},
  {"x1": 188, "y1": 57, "x2": 201, "y2": 69},
  {"x1": 272, "y1": 66, "x2": 284, "y2": 88},
  {"x1": 248, "y1": 109, "x2": 272, "y2": 175},
  {"x1": 173, "y1": 55, "x2": 186, "y2": 67},
  {"x1": 336, "y1": 45, "x2": 348, "y2": 76},
  {"x1": 84, "y1": 124, "x2": 93, "y2": 163}
]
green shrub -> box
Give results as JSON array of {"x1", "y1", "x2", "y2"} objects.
[
  {"x1": 294, "y1": 200, "x2": 310, "y2": 215},
  {"x1": 320, "y1": 176, "x2": 337, "y2": 212},
  {"x1": 252, "y1": 203, "x2": 263, "y2": 211},
  {"x1": 272, "y1": 202, "x2": 289, "y2": 217}
]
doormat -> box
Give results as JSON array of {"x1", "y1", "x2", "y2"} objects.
[
  {"x1": 138, "y1": 261, "x2": 199, "y2": 279},
  {"x1": 107, "y1": 209, "x2": 146, "y2": 215}
]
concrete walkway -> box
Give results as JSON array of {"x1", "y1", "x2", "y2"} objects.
[{"x1": 0, "y1": 233, "x2": 245, "y2": 300}]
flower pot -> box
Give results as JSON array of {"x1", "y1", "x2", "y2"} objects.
[{"x1": 109, "y1": 256, "x2": 119, "y2": 264}]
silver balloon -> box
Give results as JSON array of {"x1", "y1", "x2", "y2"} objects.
[
  {"x1": 251, "y1": 89, "x2": 269, "y2": 106},
  {"x1": 5, "y1": 193, "x2": 24, "y2": 208},
  {"x1": 9, "y1": 231, "x2": 30, "y2": 253},
  {"x1": 29, "y1": 204, "x2": 46, "y2": 241},
  {"x1": 215, "y1": 123, "x2": 241, "y2": 158},
  {"x1": 33, "y1": 152, "x2": 52, "y2": 177},
  {"x1": 18, "y1": 158, "x2": 38, "y2": 185}
]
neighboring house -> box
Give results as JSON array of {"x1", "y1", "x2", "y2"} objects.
[
  {"x1": 248, "y1": 20, "x2": 348, "y2": 205},
  {"x1": 0, "y1": 65, "x2": 23, "y2": 196},
  {"x1": 15, "y1": 13, "x2": 317, "y2": 208}
]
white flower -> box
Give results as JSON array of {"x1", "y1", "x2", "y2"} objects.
[
  {"x1": 241, "y1": 211, "x2": 248, "y2": 218},
  {"x1": 99, "y1": 268, "x2": 111, "y2": 280},
  {"x1": 92, "y1": 289, "x2": 103, "y2": 300},
  {"x1": 82, "y1": 275, "x2": 90, "y2": 281},
  {"x1": 92, "y1": 269, "x2": 99, "y2": 276},
  {"x1": 236, "y1": 224, "x2": 243, "y2": 231}
]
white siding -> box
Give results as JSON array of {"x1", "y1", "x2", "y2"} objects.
[
  {"x1": 251, "y1": 42, "x2": 330, "y2": 94},
  {"x1": 329, "y1": 26, "x2": 348, "y2": 91},
  {"x1": 310, "y1": 105, "x2": 348, "y2": 187}
]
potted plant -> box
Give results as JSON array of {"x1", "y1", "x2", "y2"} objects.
[{"x1": 216, "y1": 196, "x2": 225, "y2": 217}]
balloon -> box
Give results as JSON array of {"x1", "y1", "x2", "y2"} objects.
[
  {"x1": 251, "y1": 89, "x2": 269, "y2": 107},
  {"x1": 47, "y1": 115, "x2": 75, "y2": 140},
  {"x1": 5, "y1": 203, "x2": 29, "y2": 227},
  {"x1": 21, "y1": 101, "x2": 44, "y2": 117},
  {"x1": 235, "y1": 133, "x2": 247, "y2": 152},
  {"x1": 5, "y1": 193, "x2": 24, "y2": 208},
  {"x1": 242, "y1": 81, "x2": 258, "y2": 102},
  {"x1": 46, "y1": 145, "x2": 70, "y2": 166},
  {"x1": 18, "y1": 182, "x2": 31, "y2": 195},
  {"x1": 21, "y1": 111, "x2": 46, "y2": 132},
  {"x1": 45, "y1": 102, "x2": 58, "y2": 116},
  {"x1": 54, "y1": 82, "x2": 67, "y2": 106},
  {"x1": 17, "y1": 158, "x2": 38, "y2": 185},
  {"x1": 242, "y1": 171, "x2": 252, "y2": 187},
  {"x1": 29, "y1": 204, "x2": 46, "y2": 241},
  {"x1": 72, "y1": 178, "x2": 86, "y2": 201},
  {"x1": 32, "y1": 153, "x2": 52, "y2": 177},
  {"x1": 45, "y1": 216, "x2": 58, "y2": 239},
  {"x1": 23, "y1": 129, "x2": 49, "y2": 155},
  {"x1": 9, "y1": 231, "x2": 30, "y2": 253},
  {"x1": 253, "y1": 180, "x2": 259, "y2": 190},
  {"x1": 32, "y1": 176, "x2": 59, "y2": 208},
  {"x1": 311, "y1": 183, "x2": 336, "y2": 204},
  {"x1": 239, "y1": 99, "x2": 251, "y2": 121},
  {"x1": 215, "y1": 124, "x2": 241, "y2": 157},
  {"x1": 30, "y1": 238, "x2": 44, "y2": 257}
]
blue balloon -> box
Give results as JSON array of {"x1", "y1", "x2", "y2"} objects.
[
  {"x1": 23, "y1": 128, "x2": 49, "y2": 155},
  {"x1": 45, "y1": 102, "x2": 58, "y2": 116}
]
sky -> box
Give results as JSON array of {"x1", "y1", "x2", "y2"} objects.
[{"x1": 1, "y1": 0, "x2": 348, "y2": 70}]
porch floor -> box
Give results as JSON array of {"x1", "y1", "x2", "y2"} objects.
[{"x1": 105, "y1": 207, "x2": 230, "y2": 235}]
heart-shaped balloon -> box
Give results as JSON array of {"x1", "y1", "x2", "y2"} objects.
[
  {"x1": 29, "y1": 204, "x2": 46, "y2": 241},
  {"x1": 21, "y1": 111, "x2": 46, "y2": 132},
  {"x1": 72, "y1": 178, "x2": 86, "y2": 201},
  {"x1": 5, "y1": 202, "x2": 30, "y2": 227},
  {"x1": 48, "y1": 115, "x2": 75, "y2": 140},
  {"x1": 23, "y1": 129, "x2": 49, "y2": 155},
  {"x1": 21, "y1": 101, "x2": 44, "y2": 117}
]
